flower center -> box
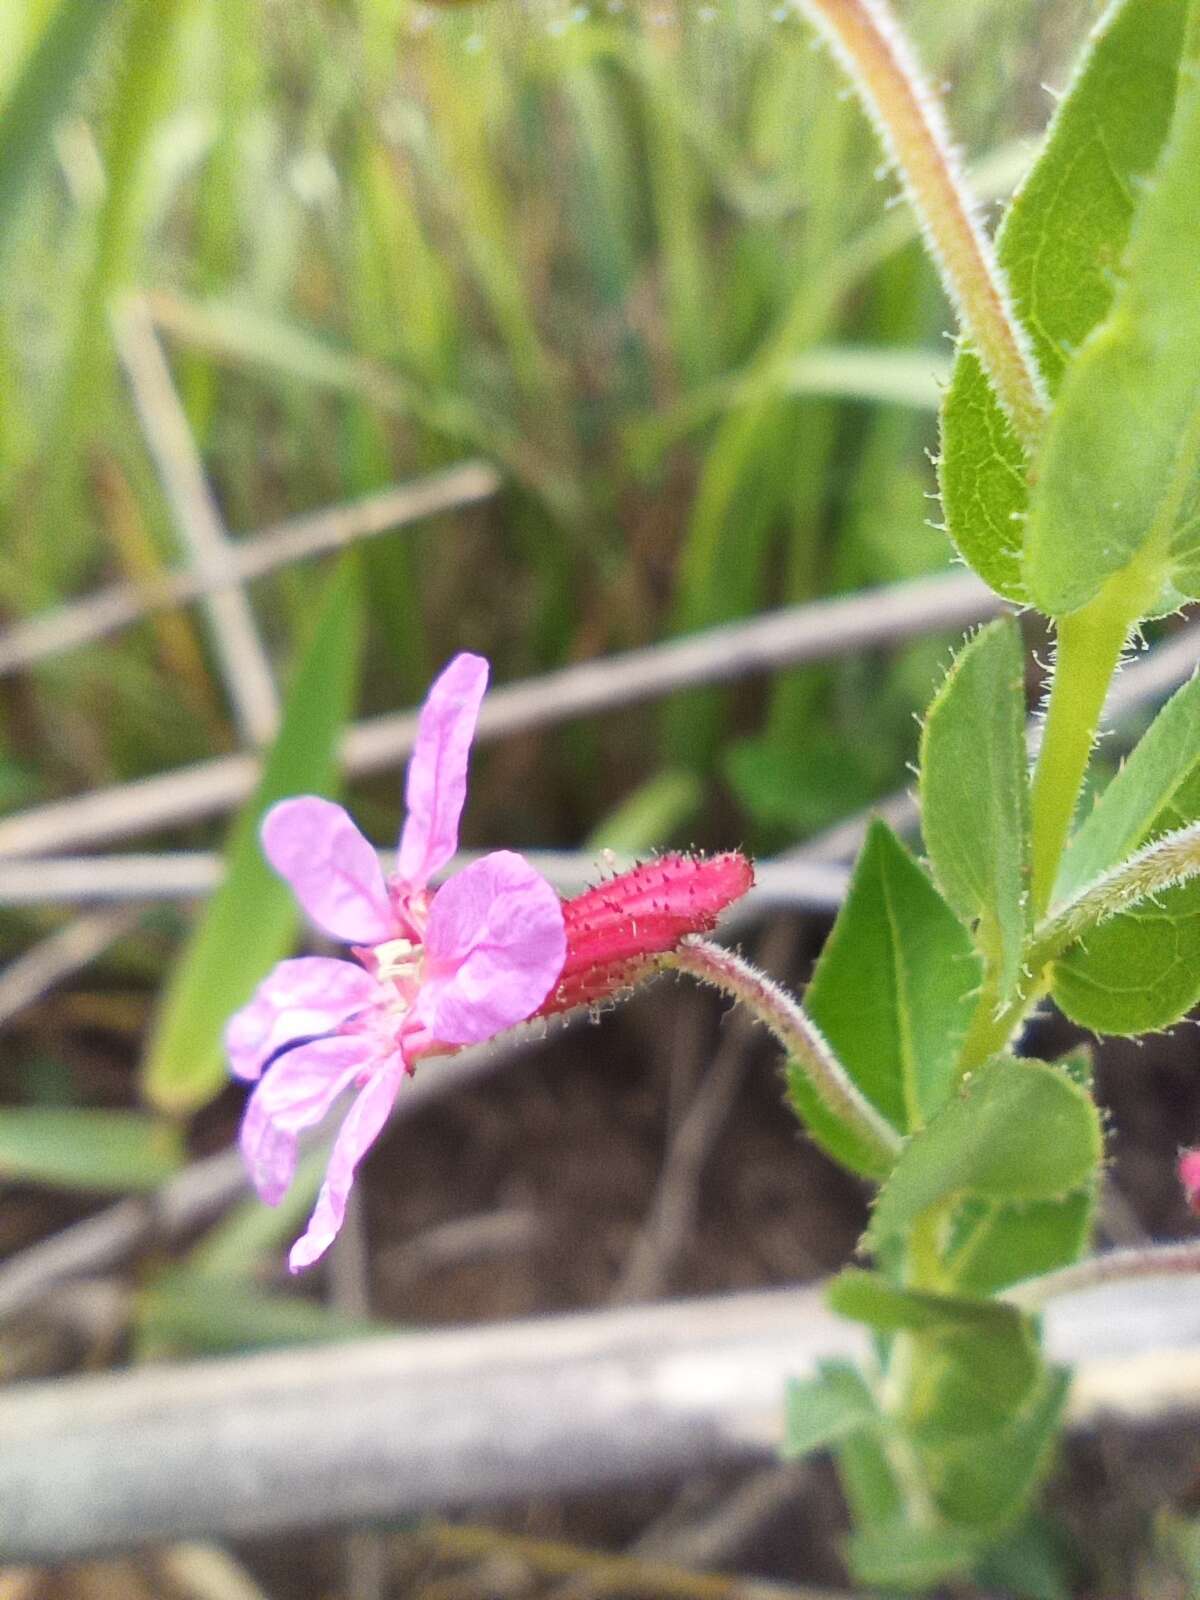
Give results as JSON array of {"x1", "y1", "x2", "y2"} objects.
[{"x1": 371, "y1": 936, "x2": 424, "y2": 987}]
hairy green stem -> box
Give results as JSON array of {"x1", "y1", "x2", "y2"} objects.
[
  {"x1": 1033, "y1": 818, "x2": 1200, "y2": 961},
  {"x1": 1029, "y1": 592, "x2": 1134, "y2": 920},
  {"x1": 795, "y1": 0, "x2": 1046, "y2": 449},
  {"x1": 663, "y1": 938, "x2": 902, "y2": 1169}
]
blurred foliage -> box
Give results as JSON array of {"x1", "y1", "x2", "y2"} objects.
[{"x1": 0, "y1": 0, "x2": 1093, "y2": 1363}]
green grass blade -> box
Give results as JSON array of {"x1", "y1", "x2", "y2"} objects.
[
  {"x1": 0, "y1": 1108, "x2": 182, "y2": 1191},
  {"x1": 142, "y1": 557, "x2": 363, "y2": 1114},
  {"x1": 0, "y1": 0, "x2": 120, "y2": 271}
]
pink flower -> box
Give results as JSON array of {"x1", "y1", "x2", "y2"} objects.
[
  {"x1": 225, "y1": 653, "x2": 566, "y2": 1272},
  {"x1": 1180, "y1": 1148, "x2": 1200, "y2": 1215},
  {"x1": 537, "y1": 852, "x2": 754, "y2": 1016}
]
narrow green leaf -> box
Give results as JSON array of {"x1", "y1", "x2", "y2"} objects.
[
  {"x1": 0, "y1": 1109, "x2": 182, "y2": 1192},
  {"x1": 805, "y1": 821, "x2": 981, "y2": 1138},
  {"x1": 866, "y1": 1055, "x2": 1102, "y2": 1250},
  {"x1": 585, "y1": 769, "x2": 703, "y2": 853},
  {"x1": 828, "y1": 1270, "x2": 1025, "y2": 1337},
  {"x1": 928, "y1": 1365, "x2": 1071, "y2": 1532},
  {"x1": 1024, "y1": 17, "x2": 1200, "y2": 614},
  {"x1": 1051, "y1": 878, "x2": 1200, "y2": 1034},
  {"x1": 783, "y1": 1362, "x2": 877, "y2": 1460},
  {"x1": 1058, "y1": 673, "x2": 1200, "y2": 900},
  {"x1": 846, "y1": 1521, "x2": 979, "y2": 1588},
  {"x1": 919, "y1": 619, "x2": 1030, "y2": 995},
  {"x1": 0, "y1": 0, "x2": 120, "y2": 270},
  {"x1": 142, "y1": 559, "x2": 361, "y2": 1113},
  {"x1": 939, "y1": 0, "x2": 1187, "y2": 599}
]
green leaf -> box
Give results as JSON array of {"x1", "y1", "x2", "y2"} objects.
[
  {"x1": 785, "y1": 1061, "x2": 894, "y2": 1181},
  {"x1": 1057, "y1": 673, "x2": 1200, "y2": 900},
  {"x1": 783, "y1": 1362, "x2": 878, "y2": 1460},
  {"x1": 828, "y1": 1270, "x2": 1024, "y2": 1337},
  {"x1": 866, "y1": 1055, "x2": 1102, "y2": 1251},
  {"x1": 938, "y1": 0, "x2": 1187, "y2": 600},
  {"x1": 928, "y1": 1365, "x2": 1071, "y2": 1532},
  {"x1": 830, "y1": 1273, "x2": 1040, "y2": 1443},
  {"x1": 0, "y1": 1109, "x2": 182, "y2": 1192},
  {"x1": 805, "y1": 820, "x2": 981, "y2": 1137},
  {"x1": 919, "y1": 619, "x2": 1030, "y2": 995},
  {"x1": 974, "y1": 1514, "x2": 1076, "y2": 1600},
  {"x1": 1024, "y1": 16, "x2": 1200, "y2": 615},
  {"x1": 846, "y1": 1521, "x2": 979, "y2": 1589},
  {"x1": 0, "y1": 0, "x2": 121, "y2": 272},
  {"x1": 836, "y1": 1429, "x2": 904, "y2": 1529},
  {"x1": 142, "y1": 558, "x2": 362, "y2": 1113},
  {"x1": 1050, "y1": 878, "x2": 1200, "y2": 1035},
  {"x1": 943, "y1": 1190, "x2": 1094, "y2": 1299}
]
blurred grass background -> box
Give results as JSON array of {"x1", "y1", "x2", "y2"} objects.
[
  {"x1": 0, "y1": 0, "x2": 1091, "y2": 831},
  {"x1": 0, "y1": 0, "x2": 1094, "y2": 1303}
]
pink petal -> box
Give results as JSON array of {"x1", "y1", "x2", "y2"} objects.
[
  {"x1": 396, "y1": 653, "x2": 489, "y2": 891},
  {"x1": 262, "y1": 797, "x2": 395, "y2": 944},
  {"x1": 225, "y1": 957, "x2": 384, "y2": 1081},
  {"x1": 288, "y1": 1056, "x2": 404, "y2": 1271},
  {"x1": 239, "y1": 1035, "x2": 375, "y2": 1205},
  {"x1": 415, "y1": 851, "x2": 566, "y2": 1045}
]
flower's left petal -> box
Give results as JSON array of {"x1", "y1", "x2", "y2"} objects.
[
  {"x1": 262, "y1": 797, "x2": 394, "y2": 944},
  {"x1": 239, "y1": 1034, "x2": 375, "y2": 1205},
  {"x1": 225, "y1": 957, "x2": 384, "y2": 1081},
  {"x1": 396, "y1": 653, "x2": 489, "y2": 890},
  {"x1": 288, "y1": 1055, "x2": 404, "y2": 1271},
  {"x1": 416, "y1": 851, "x2": 565, "y2": 1045}
]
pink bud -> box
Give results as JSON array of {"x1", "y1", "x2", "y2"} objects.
[
  {"x1": 1180, "y1": 1149, "x2": 1200, "y2": 1214},
  {"x1": 538, "y1": 851, "x2": 754, "y2": 1016}
]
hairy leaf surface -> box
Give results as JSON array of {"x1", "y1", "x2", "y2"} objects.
[
  {"x1": 919, "y1": 619, "x2": 1029, "y2": 995},
  {"x1": 939, "y1": 0, "x2": 1186, "y2": 599}
]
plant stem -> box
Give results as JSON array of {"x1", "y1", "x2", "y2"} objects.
[
  {"x1": 663, "y1": 938, "x2": 902, "y2": 1169},
  {"x1": 795, "y1": 0, "x2": 1046, "y2": 449},
  {"x1": 1004, "y1": 1239, "x2": 1200, "y2": 1311},
  {"x1": 1029, "y1": 592, "x2": 1135, "y2": 919},
  {"x1": 1032, "y1": 818, "x2": 1200, "y2": 964}
]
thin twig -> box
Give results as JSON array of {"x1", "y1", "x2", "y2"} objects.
[
  {"x1": 411, "y1": 1521, "x2": 844, "y2": 1600},
  {"x1": 5, "y1": 1272, "x2": 1200, "y2": 1560},
  {"x1": 113, "y1": 297, "x2": 280, "y2": 746},
  {"x1": 0, "y1": 464, "x2": 500, "y2": 677},
  {"x1": 0, "y1": 909, "x2": 141, "y2": 1027},
  {"x1": 0, "y1": 850, "x2": 850, "y2": 910},
  {"x1": 0, "y1": 570, "x2": 997, "y2": 858}
]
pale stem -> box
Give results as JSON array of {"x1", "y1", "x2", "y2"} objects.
[
  {"x1": 1004, "y1": 1239, "x2": 1200, "y2": 1312},
  {"x1": 662, "y1": 937, "x2": 902, "y2": 1168},
  {"x1": 794, "y1": 0, "x2": 1046, "y2": 449}
]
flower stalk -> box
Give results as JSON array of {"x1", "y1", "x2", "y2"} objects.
[
  {"x1": 662, "y1": 936, "x2": 902, "y2": 1170},
  {"x1": 795, "y1": 0, "x2": 1047, "y2": 449}
]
